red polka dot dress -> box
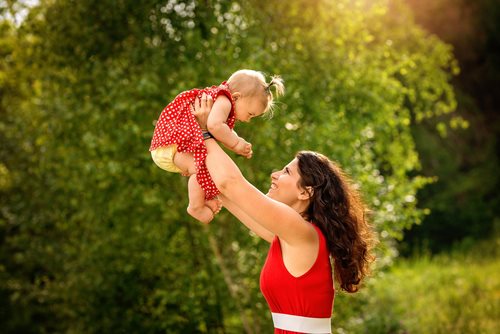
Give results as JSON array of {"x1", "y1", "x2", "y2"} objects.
[{"x1": 149, "y1": 82, "x2": 235, "y2": 200}]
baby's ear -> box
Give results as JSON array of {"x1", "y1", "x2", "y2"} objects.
[{"x1": 232, "y1": 92, "x2": 241, "y2": 101}]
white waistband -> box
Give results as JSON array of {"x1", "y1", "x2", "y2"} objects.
[{"x1": 271, "y1": 312, "x2": 332, "y2": 334}]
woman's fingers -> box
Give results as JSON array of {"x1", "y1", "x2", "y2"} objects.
[
  {"x1": 200, "y1": 93, "x2": 206, "y2": 108},
  {"x1": 201, "y1": 93, "x2": 213, "y2": 108},
  {"x1": 191, "y1": 93, "x2": 213, "y2": 129},
  {"x1": 193, "y1": 93, "x2": 213, "y2": 113}
]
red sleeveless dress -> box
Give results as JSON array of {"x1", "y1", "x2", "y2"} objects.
[
  {"x1": 149, "y1": 83, "x2": 235, "y2": 200},
  {"x1": 260, "y1": 224, "x2": 335, "y2": 333}
]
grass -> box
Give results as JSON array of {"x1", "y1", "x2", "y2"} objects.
[{"x1": 332, "y1": 237, "x2": 500, "y2": 333}]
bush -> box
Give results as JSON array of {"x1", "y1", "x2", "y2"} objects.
[{"x1": 333, "y1": 237, "x2": 500, "y2": 333}]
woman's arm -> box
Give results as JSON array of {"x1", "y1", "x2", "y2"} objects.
[
  {"x1": 194, "y1": 94, "x2": 315, "y2": 245},
  {"x1": 204, "y1": 138, "x2": 315, "y2": 246},
  {"x1": 219, "y1": 194, "x2": 274, "y2": 243}
]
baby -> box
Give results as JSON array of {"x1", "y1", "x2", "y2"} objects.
[{"x1": 150, "y1": 69, "x2": 284, "y2": 223}]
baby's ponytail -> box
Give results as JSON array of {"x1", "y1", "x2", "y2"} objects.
[
  {"x1": 265, "y1": 75, "x2": 285, "y2": 117},
  {"x1": 266, "y1": 75, "x2": 285, "y2": 98}
]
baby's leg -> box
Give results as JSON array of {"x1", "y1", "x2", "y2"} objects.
[
  {"x1": 187, "y1": 174, "x2": 215, "y2": 224},
  {"x1": 173, "y1": 152, "x2": 197, "y2": 176}
]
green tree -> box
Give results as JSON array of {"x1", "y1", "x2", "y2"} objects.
[
  {"x1": 402, "y1": 0, "x2": 500, "y2": 253},
  {"x1": 1, "y1": 0, "x2": 458, "y2": 332}
]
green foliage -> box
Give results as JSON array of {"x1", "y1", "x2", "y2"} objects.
[
  {"x1": 332, "y1": 236, "x2": 500, "y2": 333},
  {"x1": 1, "y1": 0, "x2": 459, "y2": 332},
  {"x1": 400, "y1": 0, "x2": 500, "y2": 253}
]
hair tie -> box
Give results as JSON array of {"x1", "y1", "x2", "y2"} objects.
[{"x1": 265, "y1": 81, "x2": 273, "y2": 93}]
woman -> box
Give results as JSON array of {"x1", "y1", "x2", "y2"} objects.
[{"x1": 193, "y1": 94, "x2": 376, "y2": 333}]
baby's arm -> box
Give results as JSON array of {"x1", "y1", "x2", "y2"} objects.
[{"x1": 207, "y1": 96, "x2": 252, "y2": 158}]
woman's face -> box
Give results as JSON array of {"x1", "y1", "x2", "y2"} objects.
[{"x1": 267, "y1": 158, "x2": 305, "y2": 206}]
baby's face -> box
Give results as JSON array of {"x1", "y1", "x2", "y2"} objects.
[{"x1": 234, "y1": 96, "x2": 265, "y2": 123}]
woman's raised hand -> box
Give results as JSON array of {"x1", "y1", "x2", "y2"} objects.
[{"x1": 191, "y1": 93, "x2": 213, "y2": 130}]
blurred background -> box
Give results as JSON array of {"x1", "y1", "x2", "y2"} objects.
[{"x1": 0, "y1": 0, "x2": 498, "y2": 333}]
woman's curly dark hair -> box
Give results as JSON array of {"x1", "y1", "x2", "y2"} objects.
[{"x1": 296, "y1": 151, "x2": 376, "y2": 293}]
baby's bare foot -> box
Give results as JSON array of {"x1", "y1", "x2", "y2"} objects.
[{"x1": 205, "y1": 198, "x2": 222, "y2": 215}]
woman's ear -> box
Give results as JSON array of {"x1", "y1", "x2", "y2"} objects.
[{"x1": 298, "y1": 186, "x2": 314, "y2": 200}]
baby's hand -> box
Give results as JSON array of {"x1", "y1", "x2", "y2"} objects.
[{"x1": 233, "y1": 138, "x2": 253, "y2": 159}]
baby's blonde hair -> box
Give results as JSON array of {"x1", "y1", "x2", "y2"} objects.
[{"x1": 227, "y1": 69, "x2": 285, "y2": 117}]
